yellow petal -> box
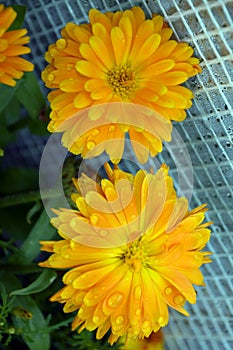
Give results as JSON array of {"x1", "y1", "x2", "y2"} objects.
[
  {"x1": 84, "y1": 78, "x2": 107, "y2": 92},
  {"x1": 60, "y1": 77, "x2": 86, "y2": 92},
  {"x1": 156, "y1": 71, "x2": 188, "y2": 85},
  {"x1": 140, "y1": 59, "x2": 175, "y2": 77},
  {"x1": 89, "y1": 35, "x2": 114, "y2": 69},
  {"x1": 133, "y1": 33, "x2": 161, "y2": 68},
  {"x1": 76, "y1": 60, "x2": 105, "y2": 79}
]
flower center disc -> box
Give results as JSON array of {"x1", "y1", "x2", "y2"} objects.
[
  {"x1": 124, "y1": 239, "x2": 147, "y2": 272},
  {"x1": 107, "y1": 64, "x2": 136, "y2": 99}
]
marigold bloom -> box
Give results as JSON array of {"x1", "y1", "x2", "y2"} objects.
[
  {"x1": 42, "y1": 6, "x2": 201, "y2": 162},
  {"x1": 39, "y1": 164, "x2": 211, "y2": 345},
  {"x1": 0, "y1": 4, "x2": 34, "y2": 87}
]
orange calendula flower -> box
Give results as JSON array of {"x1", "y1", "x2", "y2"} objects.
[
  {"x1": 42, "y1": 6, "x2": 201, "y2": 163},
  {"x1": 39, "y1": 163, "x2": 211, "y2": 345},
  {"x1": 0, "y1": 4, "x2": 34, "y2": 87}
]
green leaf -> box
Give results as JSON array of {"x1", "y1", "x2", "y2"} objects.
[
  {"x1": 3, "y1": 96, "x2": 21, "y2": 127},
  {"x1": 0, "y1": 168, "x2": 38, "y2": 195},
  {"x1": 26, "y1": 201, "x2": 42, "y2": 224},
  {"x1": 0, "y1": 112, "x2": 16, "y2": 147},
  {"x1": 14, "y1": 72, "x2": 46, "y2": 119},
  {"x1": 8, "y1": 5, "x2": 27, "y2": 30},
  {"x1": 0, "y1": 80, "x2": 21, "y2": 114},
  {"x1": 0, "y1": 205, "x2": 34, "y2": 241},
  {"x1": 29, "y1": 118, "x2": 50, "y2": 135},
  {"x1": 10, "y1": 270, "x2": 57, "y2": 296},
  {"x1": 9, "y1": 210, "x2": 56, "y2": 265},
  {"x1": 12, "y1": 295, "x2": 50, "y2": 350}
]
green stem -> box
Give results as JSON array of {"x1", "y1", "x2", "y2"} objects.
[
  {"x1": 0, "y1": 264, "x2": 42, "y2": 274},
  {"x1": 0, "y1": 189, "x2": 58, "y2": 208}
]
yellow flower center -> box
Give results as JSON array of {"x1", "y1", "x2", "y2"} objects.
[
  {"x1": 106, "y1": 64, "x2": 137, "y2": 99},
  {"x1": 123, "y1": 239, "x2": 147, "y2": 272}
]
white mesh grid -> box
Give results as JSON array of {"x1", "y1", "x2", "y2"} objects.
[{"x1": 3, "y1": 0, "x2": 233, "y2": 349}]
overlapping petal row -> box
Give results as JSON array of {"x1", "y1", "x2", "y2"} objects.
[
  {"x1": 39, "y1": 164, "x2": 211, "y2": 345},
  {"x1": 42, "y1": 6, "x2": 201, "y2": 163},
  {"x1": 0, "y1": 4, "x2": 34, "y2": 86}
]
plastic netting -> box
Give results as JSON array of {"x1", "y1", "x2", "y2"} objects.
[{"x1": 3, "y1": 0, "x2": 233, "y2": 349}]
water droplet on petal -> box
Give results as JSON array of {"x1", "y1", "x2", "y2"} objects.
[
  {"x1": 90, "y1": 214, "x2": 99, "y2": 225},
  {"x1": 93, "y1": 316, "x2": 100, "y2": 324},
  {"x1": 107, "y1": 293, "x2": 123, "y2": 308},
  {"x1": 115, "y1": 315, "x2": 124, "y2": 325},
  {"x1": 50, "y1": 48, "x2": 58, "y2": 57},
  {"x1": 91, "y1": 128, "x2": 100, "y2": 136},
  {"x1": 174, "y1": 294, "x2": 185, "y2": 305},
  {"x1": 64, "y1": 254, "x2": 70, "y2": 259},
  {"x1": 108, "y1": 125, "x2": 115, "y2": 132},
  {"x1": 66, "y1": 63, "x2": 74, "y2": 71},
  {"x1": 47, "y1": 73, "x2": 55, "y2": 82},
  {"x1": 142, "y1": 320, "x2": 150, "y2": 330},
  {"x1": 100, "y1": 229, "x2": 108, "y2": 237},
  {"x1": 194, "y1": 253, "x2": 203, "y2": 263},
  {"x1": 165, "y1": 287, "x2": 172, "y2": 295},
  {"x1": 87, "y1": 141, "x2": 96, "y2": 150},
  {"x1": 56, "y1": 38, "x2": 67, "y2": 49},
  {"x1": 134, "y1": 285, "x2": 142, "y2": 300},
  {"x1": 78, "y1": 308, "x2": 84, "y2": 315},
  {"x1": 135, "y1": 308, "x2": 141, "y2": 316},
  {"x1": 158, "y1": 316, "x2": 166, "y2": 326}
]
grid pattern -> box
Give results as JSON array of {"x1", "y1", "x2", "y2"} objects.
[{"x1": 3, "y1": 0, "x2": 233, "y2": 349}]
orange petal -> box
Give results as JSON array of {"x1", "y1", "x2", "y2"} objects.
[
  {"x1": 74, "y1": 91, "x2": 93, "y2": 108},
  {"x1": 89, "y1": 36, "x2": 114, "y2": 70},
  {"x1": 156, "y1": 71, "x2": 188, "y2": 85},
  {"x1": 76, "y1": 60, "x2": 106, "y2": 79}
]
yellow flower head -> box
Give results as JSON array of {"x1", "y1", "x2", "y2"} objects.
[
  {"x1": 0, "y1": 4, "x2": 34, "y2": 86},
  {"x1": 39, "y1": 164, "x2": 211, "y2": 345},
  {"x1": 42, "y1": 6, "x2": 201, "y2": 163}
]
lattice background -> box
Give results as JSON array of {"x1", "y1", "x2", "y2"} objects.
[{"x1": 2, "y1": 0, "x2": 233, "y2": 349}]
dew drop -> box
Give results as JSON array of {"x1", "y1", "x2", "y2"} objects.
[
  {"x1": 78, "y1": 308, "x2": 84, "y2": 315},
  {"x1": 100, "y1": 229, "x2": 108, "y2": 237},
  {"x1": 107, "y1": 293, "x2": 123, "y2": 308},
  {"x1": 142, "y1": 320, "x2": 150, "y2": 330},
  {"x1": 64, "y1": 254, "x2": 70, "y2": 259},
  {"x1": 87, "y1": 141, "x2": 96, "y2": 150},
  {"x1": 66, "y1": 63, "x2": 74, "y2": 71},
  {"x1": 108, "y1": 125, "x2": 115, "y2": 132},
  {"x1": 91, "y1": 128, "x2": 100, "y2": 136},
  {"x1": 50, "y1": 48, "x2": 58, "y2": 57},
  {"x1": 115, "y1": 315, "x2": 124, "y2": 325},
  {"x1": 165, "y1": 287, "x2": 172, "y2": 295},
  {"x1": 174, "y1": 294, "x2": 185, "y2": 305},
  {"x1": 56, "y1": 38, "x2": 67, "y2": 49},
  {"x1": 47, "y1": 73, "x2": 55, "y2": 82},
  {"x1": 158, "y1": 316, "x2": 166, "y2": 326},
  {"x1": 90, "y1": 214, "x2": 99, "y2": 225},
  {"x1": 135, "y1": 308, "x2": 141, "y2": 316},
  {"x1": 194, "y1": 253, "x2": 203, "y2": 263},
  {"x1": 134, "y1": 285, "x2": 142, "y2": 300},
  {"x1": 93, "y1": 316, "x2": 100, "y2": 324}
]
